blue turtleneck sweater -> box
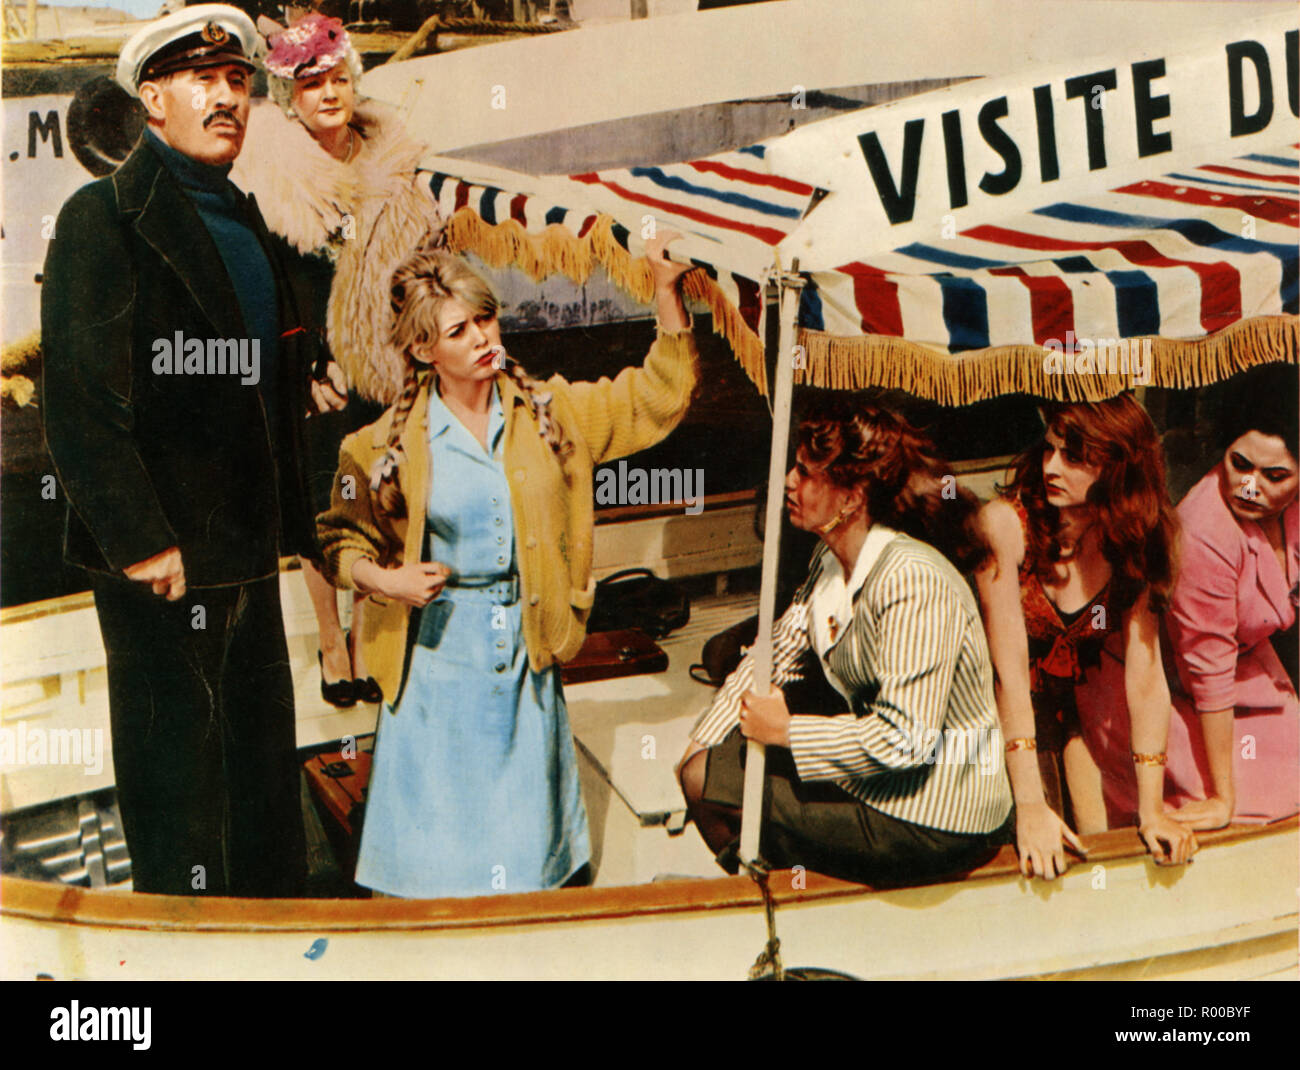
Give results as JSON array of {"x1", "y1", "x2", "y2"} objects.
[{"x1": 145, "y1": 129, "x2": 279, "y2": 404}]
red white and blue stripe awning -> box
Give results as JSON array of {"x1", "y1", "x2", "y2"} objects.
[
  {"x1": 423, "y1": 142, "x2": 1297, "y2": 401},
  {"x1": 805, "y1": 149, "x2": 1298, "y2": 353},
  {"x1": 425, "y1": 147, "x2": 823, "y2": 391}
]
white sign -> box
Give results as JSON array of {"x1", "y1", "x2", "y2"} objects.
[
  {"x1": 769, "y1": 11, "x2": 1299, "y2": 270},
  {"x1": 2, "y1": 95, "x2": 90, "y2": 343}
]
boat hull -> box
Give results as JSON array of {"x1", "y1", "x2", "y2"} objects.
[{"x1": 2, "y1": 820, "x2": 1295, "y2": 980}]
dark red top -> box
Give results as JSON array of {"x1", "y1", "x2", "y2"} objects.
[{"x1": 1014, "y1": 498, "x2": 1119, "y2": 753}]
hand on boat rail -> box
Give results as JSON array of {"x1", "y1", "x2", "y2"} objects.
[
  {"x1": 1015, "y1": 800, "x2": 1088, "y2": 880},
  {"x1": 1139, "y1": 808, "x2": 1199, "y2": 866}
]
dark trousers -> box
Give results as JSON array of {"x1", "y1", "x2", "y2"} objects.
[
  {"x1": 704, "y1": 728, "x2": 1011, "y2": 888},
  {"x1": 91, "y1": 573, "x2": 306, "y2": 897}
]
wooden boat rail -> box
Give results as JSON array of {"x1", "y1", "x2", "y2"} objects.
[{"x1": 3, "y1": 816, "x2": 1293, "y2": 935}]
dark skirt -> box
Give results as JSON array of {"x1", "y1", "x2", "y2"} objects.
[
  {"x1": 304, "y1": 391, "x2": 386, "y2": 516},
  {"x1": 702, "y1": 727, "x2": 1011, "y2": 888},
  {"x1": 285, "y1": 247, "x2": 388, "y2": 520}
]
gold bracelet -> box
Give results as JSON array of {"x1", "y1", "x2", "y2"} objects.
[
  {"x1": 1004, "y1": 737, "x2": 1037, "y2": 753},
  {"x1": 1131, "y1": 751, "x2": 1167, "y2": 766}
]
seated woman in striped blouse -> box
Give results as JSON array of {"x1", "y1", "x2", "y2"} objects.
[{"x1": 678, "y1": 396, "x2": 1013, "y2": 887}]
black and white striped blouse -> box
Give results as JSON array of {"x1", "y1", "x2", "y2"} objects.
[{"x1": 691, "y1": 530, "x2": 1012, "y2": 836}]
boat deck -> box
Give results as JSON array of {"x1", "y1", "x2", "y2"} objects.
[
  {"x1": 0, "y1": 559, "x2": 754, "y2": 890},
  {"x1": 569, "y1": 589, "x2": 755, "y2": 885},
  {"x1": 3, "y1": 552, "x2": 1297, "y2": 980}
]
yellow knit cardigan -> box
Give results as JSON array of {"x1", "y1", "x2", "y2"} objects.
[{"x1": 316, "y1": 327, "x2": 700, "y2": 705}]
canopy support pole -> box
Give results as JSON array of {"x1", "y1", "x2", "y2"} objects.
[{"x1": 739, "y1": 262, "x2": 804, "y2": 867}]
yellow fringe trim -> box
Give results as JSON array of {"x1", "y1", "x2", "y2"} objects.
[
  {"x1": 796, "y1": 315, "x2": 1299, "y2": 404},
  {"x1": 445, "y1": 204, "x2": 1298, "y2": 403},
  {"x1": 445, "y1": 208, "x2": 768, "y2": 393}
]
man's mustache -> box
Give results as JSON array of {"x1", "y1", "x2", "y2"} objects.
[{"x1": 203, "y1": 108, "x2": 244, "y2": 131}]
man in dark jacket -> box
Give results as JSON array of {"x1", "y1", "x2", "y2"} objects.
[{"x1": 40, "y1": 5, "x2": 347, "y2": 897}]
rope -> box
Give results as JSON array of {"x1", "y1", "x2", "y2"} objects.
[
  {"x1": 743, "y1": 859, "x2": 784, "y2": 982},
  {"x1": 438, "y1": 16, "x2": 562, "y2": 35}
]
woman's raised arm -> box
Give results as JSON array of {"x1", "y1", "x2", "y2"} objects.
[
  {"x1": 646, "y1": 231, "x2": 690, "y2": 330},
  {"x1": 558, "y1": 233, "x2": 699, "y2": 466}
]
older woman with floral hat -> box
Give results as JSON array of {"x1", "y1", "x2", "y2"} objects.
[{"x1": 232, "y1": 12, "x2": 445, "y2": 707}]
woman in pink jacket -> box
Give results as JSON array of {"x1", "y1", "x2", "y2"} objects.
[{"x1": 1166, "y1": 364, "x2": 1299, "y2": 829}]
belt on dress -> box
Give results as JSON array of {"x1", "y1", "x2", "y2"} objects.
[{"x1": 442, "y1": 572, "x2": 520, "y2": 604}]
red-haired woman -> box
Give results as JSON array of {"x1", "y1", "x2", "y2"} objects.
[
  {"x1": 974, "y1": 396, "x2": 1198, "y2": 879},
  {"x1": 679, "y1": 396, "x2": 1013, "y2": 888}
]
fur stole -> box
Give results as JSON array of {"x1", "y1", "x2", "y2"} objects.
[
  {"x1": 230, "y1": 99, "x2": 352, "y2": 257},
  {"x1": 230, "y1": 99, "x2": 443, "y2": 405}
]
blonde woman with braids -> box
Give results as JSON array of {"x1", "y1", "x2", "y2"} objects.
[{"x1": 316, "y1": 238, "x2": 696, "y2": 898}]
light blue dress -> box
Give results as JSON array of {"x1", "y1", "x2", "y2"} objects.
[{"x1": 355, "y1": 383, "x2": 591, "y2": 898}]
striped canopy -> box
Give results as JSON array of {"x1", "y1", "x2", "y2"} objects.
[
  {"x1": 427, "y1": 147, "x2": 823, "y2": 394},
  {"x1": 795, "y1": 147, "x2": 1299, "y2": 402},
  {"x1": 421, "y1": 2, "x2": 1298, "y2": 405},
  {"x1": 427, "y1": 141, "x2": 1297, "y2": 403},
  {"x1": 811, "y1": 151, "x2": 1298, "y2": 348}
]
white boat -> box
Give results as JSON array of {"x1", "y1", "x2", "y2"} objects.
[
  {"x1": 2, "y1": 0, "x2": 1297, "y2": 982},
  {"x1": 2, "y1": 520, "x2": 1296, "y2": 981},
  {"x1": 3, "y1": 820, "x2": 1295, "y2": 981}
]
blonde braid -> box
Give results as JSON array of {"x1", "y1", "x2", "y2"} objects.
[
  {"x1": 495, "y1": 351, "x2": 572, "y2": 460},
  {"x1": 370, "y1": 359, "x2": 429, "y2": 521}
]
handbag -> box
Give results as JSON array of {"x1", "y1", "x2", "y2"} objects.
[
  {"x1": 560, "y1": 629, "x2": 669, "y2": 684},
  {"x1": 689, "y1": 613, "x2": 848, "y2": 715},
  {"x1": 586, "y1": 568, "x2": 690, "y2": 639},
  {"x1": 690, "y1": 614, "x2": 758, "y2": 686}
]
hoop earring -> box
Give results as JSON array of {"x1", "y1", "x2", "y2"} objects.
[{"x1": 818, "y1": 502, "x2": 858, "y2": 536}]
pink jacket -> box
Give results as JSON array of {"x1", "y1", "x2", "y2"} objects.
[{"x1": 1166, "y1": 467, "x2": 1298, "y2": 715}]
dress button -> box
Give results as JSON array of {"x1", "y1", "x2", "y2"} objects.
[
  {"x1": 494, "y1": 662, "x2": 507, "y2": 673},
  {"x1": 494, "y1": 516, "x2": 503, "y2": 526},
  {"x1": 496, "y1": 639, "x2": 507, "y2": 650},
  {"x1": 496, "y1": 535, "x2": 505, "y2": 545},
  {"x1": 497, "y1": 555, "x2": 506, "y2": 564},
  {"x1": 491, "y1": 496, "x2": 499, "y2": 505}
]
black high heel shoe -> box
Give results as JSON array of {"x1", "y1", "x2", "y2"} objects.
[
  {"x1": 319, "y1": 651, "x2": 357, "y2": 708},
  {"x1": 346, "y1": 629, "x2": 383, "y2": 705},
  {"x1": 352, "y1": 676, "x2": 383, "y2": 705}
]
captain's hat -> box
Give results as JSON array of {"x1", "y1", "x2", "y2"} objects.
[{"x1": 116, "y1": 4, "x2": 258, "y2": 98}]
